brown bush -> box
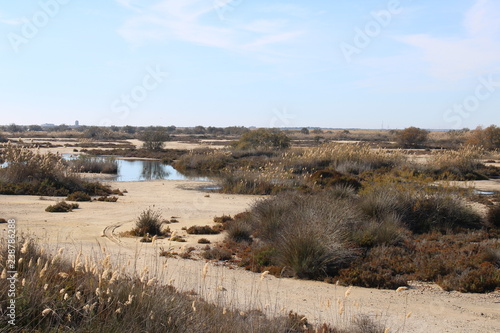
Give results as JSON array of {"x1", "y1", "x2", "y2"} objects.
[
  {"x1": 465, "y1": 125, "x2": 500, "y2": 150},
  {"x1": 395, "y1": 127, "x2": 429, "y2": 147}
]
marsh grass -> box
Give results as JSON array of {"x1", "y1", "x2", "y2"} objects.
[
  {"x1": 0, "y1": 144, "x2": 114, "y2": 196},
  {"x1": 68, "y1": 155, "x2": 118, "y2": 174},
  {"x1": 0, "y1": 237, "x2": 326, "y2": 333},
  {"x1": 426, "y1": 145, "x2": 486, "y2": 179}
]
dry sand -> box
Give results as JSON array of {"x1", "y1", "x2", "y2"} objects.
[{"x1": 1, "y1": 179, "x2": 499, "y2": 332}]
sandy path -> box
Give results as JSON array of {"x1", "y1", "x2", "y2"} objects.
[{"x1": 0, "y1": 180, "x2": 499, "y2": 332}]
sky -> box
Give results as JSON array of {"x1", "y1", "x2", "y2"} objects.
[{"x1": 0, "y1": 0, "x2": 499, "y2": 129}]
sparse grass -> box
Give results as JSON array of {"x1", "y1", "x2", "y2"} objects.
[
  {"x1": 45, "y1": 201, "x2": 79, "y2": 212},
  {"x1": 2, "y1": 236, "x2": 383, "y2": 332}
]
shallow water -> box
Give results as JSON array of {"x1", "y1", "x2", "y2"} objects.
[
  {"x1": 103, "y1": 159, "x2": 210, "y2": 182},
  {"x1": 62, "y1": 156, "x2": 210, "y2": 182}
]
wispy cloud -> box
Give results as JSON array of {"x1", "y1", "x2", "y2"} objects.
[
  {"x1": 116, "y1": 0, "x2": 306, "y2": 60},
  {"x1": 0, "y1": 17, "x2": 24, "y2": 26},
  {"x1": 398, "y1": 0, "x2": 500, "y2": 80}
]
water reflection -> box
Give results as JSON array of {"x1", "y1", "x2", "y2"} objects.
[
  {"x1": 92, "y1": 159, "x2": 209, "y2": 182},
  {"x1": 140, "y1": 160, "x2": 170, "y2": 180}
]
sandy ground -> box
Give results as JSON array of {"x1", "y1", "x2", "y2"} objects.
[{"x1": 1, "y1": 179, "x2": 499, "y2": 332}]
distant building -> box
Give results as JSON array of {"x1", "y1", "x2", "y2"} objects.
[
  {"x1": 41, "y1": 123, "x2": 55, "y2": 128},
  {"x1": 75, "y1": 120, "x2": 80, "y2": 127}
]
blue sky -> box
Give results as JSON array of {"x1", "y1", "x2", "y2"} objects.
[{"x1": 0, "y1": 0, "x2": 499, "y2": 129}]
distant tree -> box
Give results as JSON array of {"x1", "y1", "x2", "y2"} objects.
[
  {"x1": 312, "y1": 129, "x2": 323, "y2": 134},
  {"x1": 465, "y1": 125, "x2": 500, "y2": 150},
  {"x1": 53, "y1": 124, "x2": 71, "y2": 132},
  {"x1": 122, "y1": 125, "x2": 136, "y2": 134},
  {"x1": 140, "y1": 128, "x2": 170, "y2": 151},
  {"x1": 7, "y1": 123, "x2": 23, "y2": 133},
  {"x1": 28, "y1": 125, "x2": 43, "y2": 132},
  {"x1": 193, "y1": 126, "x2": 206, "y2": 134},
  {"x1": 224, "y1": 126, "x2": 249, "y2": 135},
  {"x1": 301, "y1": 128, "x2": 310, "y2": 135},
  {"x1": 165, "y1": 125, "x2": 177, "y2": 133},
  {"x1": 207, "y1": 126, "x2": 224, "y2": 135},
  {"x1": 110, "y1": 126, "x2": 120, "y2": 132},
  {"x1": 395, "y1": 127, "x2": 429, "y2": 147},
  {"x1": 231, "y1": 129, "x2": 290, "y2": 150},
  {"x1": 84, "y1": 126, "x2": 113, "y2": 140}
]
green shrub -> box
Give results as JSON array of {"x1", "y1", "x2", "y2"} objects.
[
  {"x1": 66, "y1": 191, "x2": 91, "y2": 202},
  {"x1": 45, "y1": 201, "x2": 79, "y2": 212}
]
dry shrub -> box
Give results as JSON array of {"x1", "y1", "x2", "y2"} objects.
[
  {"x1": 309, "y1": 170, "x2": 361, "y2": 190},
  {"x1": 66, "y1": 191, "x2": 91, "y2": 202},
  {"x1": 243, "y1": 191, "x2": 361, "y2": 279},
  {"x1": 225, "y1": 220, "x2": 253, "y2": 243},
  {"x1": 350, "y1": 213, "x2": 405, "y2": 248},
  {"x1": 97, "y1": 196, "x2": 119, "y2": 202},
  {"x1": 202, "y1": 247, "x2": 232, "y2": 261},
  {"x1": 359, "y1": 174, "x2": 483, "y2": 233},
  {"x1": 197, "y1": 238, "x2": 211, "y2": 244},
  {"x1": 486, "y1": 204, "x2": 500, "y2": 228},
  {"x1": 465, "y1": 125, "x2": 500, "y2": 150},
  {"x1": 45, "y1": 201, "x2": 79, "y2": 212},
  {"x1": 131, "y1": 208, "x2": 164, "y2": 236},
  {"x1": 186, "y1": 225, "x2": 220, "y2": 235},
  {"x1": 338, "y1": 245, "x2": 411, "y2": 289},
  {"x1": 213, "y1": 215, "x2": 233, "y2": 223},
  {"x1": 395, "y1": 127, "x2": 429, "y2": 147}
]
